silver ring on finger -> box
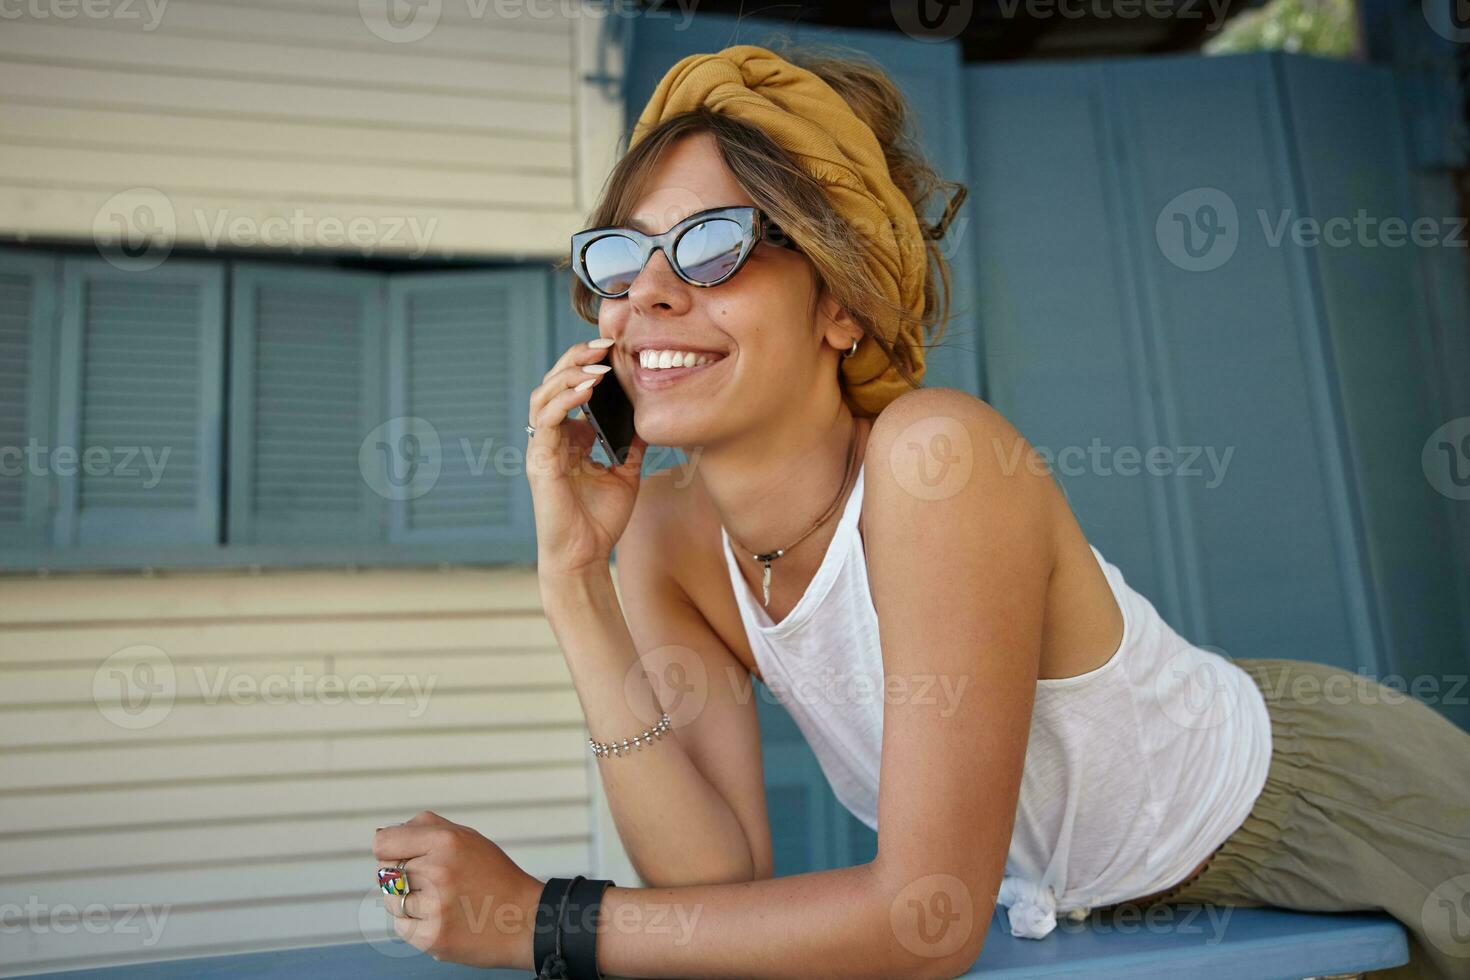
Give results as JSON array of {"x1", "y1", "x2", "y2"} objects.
[
  {"x1": 525, "y1": 423, "x2": 536, "y2": 437},
  {"x1": 396, "y1": 858, "x2": 408, "y2": 922}
]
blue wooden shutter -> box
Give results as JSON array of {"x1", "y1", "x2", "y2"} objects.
[
  {"x1": 54, "y1": 258, "x2": 224, "y2": 547},
  {"x1": 0, "y1": 249, "x2": 58, "y2": 550},
  {"x1": 965, "y1": 53, "x2": 1469, "y2": 731},
  {"x1": 228, "y1": 264, "x2": 385, "y2": 545},
  {"x1": 386, "y1": 269, "x2": 547, "y2": 560}
]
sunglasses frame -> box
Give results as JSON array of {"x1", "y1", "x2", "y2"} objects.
[{"x1": 570, "y1": 205, "x2": 791, "y2": 300}]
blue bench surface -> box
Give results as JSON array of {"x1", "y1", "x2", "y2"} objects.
[{"x1": 14, "y1": 906, "x2": 1407, "y2": 980}]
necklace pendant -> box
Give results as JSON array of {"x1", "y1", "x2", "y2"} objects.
[{"x1": 760, "y1": 561, "x2": 772, "y2": 607}]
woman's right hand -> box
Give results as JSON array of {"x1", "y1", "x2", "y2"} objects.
[{"x1": 525, "y1": 337, "x2": 647, "y2": 579}]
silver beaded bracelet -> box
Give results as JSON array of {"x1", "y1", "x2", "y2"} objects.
[{"x1": 589, "y1": 712, "x2": 672, "y2": 759}]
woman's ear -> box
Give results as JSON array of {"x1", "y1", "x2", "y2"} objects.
[{"x1": 815, "y1": 287, "x2": 862, "y2": 356}]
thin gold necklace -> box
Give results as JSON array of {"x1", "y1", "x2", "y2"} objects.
[{"x1": 726, "y1": 419, "x2": 862, "y2": 608}]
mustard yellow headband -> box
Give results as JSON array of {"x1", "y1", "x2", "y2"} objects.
[{"x1": 629, "y1": 44, "x2": 928, "y2": 418}]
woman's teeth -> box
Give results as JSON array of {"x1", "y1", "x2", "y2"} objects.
[{"x1": 639, "y1": 349, "x2": 721, "y2": 370}]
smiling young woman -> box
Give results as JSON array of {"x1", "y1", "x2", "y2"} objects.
[{"x1": 371, "y1": 43, "x2": 1470, "y2": 980}]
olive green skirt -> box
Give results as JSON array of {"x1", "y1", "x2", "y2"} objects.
[{"x1": 1154, "y1": 657, "x2": 1470, "y2": 980}]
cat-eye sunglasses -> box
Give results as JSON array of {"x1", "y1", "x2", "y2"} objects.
[{"x1": 570, "y1": 205, "x2": 796, "y2": 299}]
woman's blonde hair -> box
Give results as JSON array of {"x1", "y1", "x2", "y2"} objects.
[{"x1": 560, "y1": 42, "x2": 967, "y2": 408}]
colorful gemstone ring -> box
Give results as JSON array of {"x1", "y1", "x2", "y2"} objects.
[{"x1": 377, "y1": 859, "x2": 410, "y2": 914}]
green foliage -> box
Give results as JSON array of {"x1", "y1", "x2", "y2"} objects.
[{"x1": 1204, "y1": 0, "x2": 1360, "y2": 57}]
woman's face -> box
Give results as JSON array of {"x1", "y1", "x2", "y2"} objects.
[{"x1": 597, "y1": 131, "x2": 854, "y2": 448}]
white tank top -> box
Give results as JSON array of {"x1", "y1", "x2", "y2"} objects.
[{"x1": 720, "y1": 461, "x2": 1272, "y2": 939}]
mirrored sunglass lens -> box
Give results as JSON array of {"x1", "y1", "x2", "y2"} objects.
[
  {"x1": 675, "y1": 218, "x2": 746, "y2": 284},
  {"x1": 583, "y1": 235, "x2": 643, "y2": 294}
]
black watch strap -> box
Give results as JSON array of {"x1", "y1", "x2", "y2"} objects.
[
  {"x1": 563, "y1": 876, "x2": 615, "y2": 980},
  {"x1": 534, "y1": 876, "x2": 578, "y2": 978}
]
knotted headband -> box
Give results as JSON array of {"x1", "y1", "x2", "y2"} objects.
[{"x1": 629, "y1": 44, "x2": 929, "y2": 417}]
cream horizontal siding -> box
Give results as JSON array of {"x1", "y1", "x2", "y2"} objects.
[
  {"x1": 0, "y1": 0, "x2": 625, "y2": 258},
  {"x1": 0, "y1": 566, "x2": 635, "y2": 976}
]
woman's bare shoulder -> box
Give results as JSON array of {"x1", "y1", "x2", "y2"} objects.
[{"x1": 863, "y1": 387, "x2": 1124, "y2": 681}]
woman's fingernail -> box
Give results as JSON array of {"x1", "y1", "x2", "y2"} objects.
[
  {"x1": 588, "y1": 338, "x2": 615, "y2": 349},
  {"x1": 582, "y1": 364, "x2": 611, "y2": 375},
  {"x1": 575, "y1": 378, "x2": 596, "y2": 391}
]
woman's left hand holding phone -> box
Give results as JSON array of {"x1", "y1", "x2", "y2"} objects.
[{"x1": 525, "y1": 337, "x2": 648, "y2": 580}]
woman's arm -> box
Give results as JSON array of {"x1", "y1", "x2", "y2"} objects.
[
  {"x1": 529, "y1": 389, "x2": 1057, "y2": 980},
  {"x1": 541, "y1": 473, "x2": 774, "y2": 888}
]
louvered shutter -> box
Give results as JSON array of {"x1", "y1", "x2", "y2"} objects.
[
  {"x1": 228, "y1": 264, "x2": 384, "y2": 544},
  {"x1": 0, "y1": 249, "x2": 58, "y2": 550},
  {"x1": 54, "y1": 258, "x2": 224, "y2": 546},
  {"x1": 386, "y1": 269, "x2": 546, "y2": 560}
]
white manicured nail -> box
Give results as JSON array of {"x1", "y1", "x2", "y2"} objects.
[
  {"x1": 588, "y1": 338, "x2": 615, "y2": 349},
  {"x1": 582, "y1": 364, "x2": 611, "y2": 374},
  {"x1": 575, "y1": 378, "x2": 596, "y2": 391}
]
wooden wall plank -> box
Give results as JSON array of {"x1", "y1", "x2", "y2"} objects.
[
  {"x1": 0, "y1": 145, "x2": 575, "y2": 210},
  {"x1": 0, "y1": 63, "x2": 570, "y2": 135},
  {"x1": 0, "y1": 651, "x2": 573, "y2": 706},
  {"x1": 0, "y1": 103, "x2": 572, "y2": 174},
  {"x1": 1, "y1": 689, "x2": 586, "y2": 747},
  {"x1": 0, "y1": 615, "x2": 560, "y2": 663},
  {"x1": 0, "y1": 803, "x2": 592, "y2": 878},
  {"x1": 1, "y1": 0, "x2": 573, "y2": 62},
  {"x1": 0, "y1": 726, "x2": 588, "y2": 787},
  {"x1": 0, "y1": 21, "x2": 573, "y2": 99},
  {"x1": 0, "y1": 567, "x2": 550, "y2": 622}
]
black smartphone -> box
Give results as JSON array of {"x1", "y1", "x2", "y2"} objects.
[{"x1": 582, "y1": 365, "x2": 636, "y2": 467}]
